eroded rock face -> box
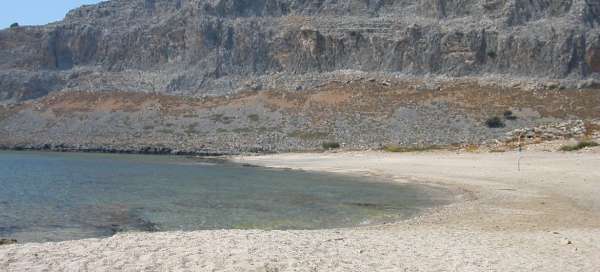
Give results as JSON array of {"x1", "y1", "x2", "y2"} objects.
[
  {"x1": 1, "y1": 0, "x2": 600, "y2": 102},
  {"x1": 588, "y1": 46, "x2": 600, "y2": 73}
]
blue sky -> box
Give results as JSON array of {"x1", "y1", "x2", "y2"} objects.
[{"x1": 1, "y1": 0, "x2": 102, "y2": 28}]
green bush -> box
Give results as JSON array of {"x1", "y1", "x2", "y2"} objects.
[
  {"x1": 559, "y1": 141, "x2": 599, "y2": 151},
  {"x1": 322, "y1": 142, "x2": 340, "y2": 150},
  {"x1": 485, "y1": 116, "x2": 505, "y2": 128},
  {"x1": 10, "y1": 23, "x2": 19, "y2": 28}
]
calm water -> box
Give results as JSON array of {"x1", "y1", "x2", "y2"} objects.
[{"x1": 0, "y1": 151, "x2": 452, "y2": 243}]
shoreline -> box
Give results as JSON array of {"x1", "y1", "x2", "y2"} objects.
[
  {"x1": 0, "y1": 145, "x2": 238, "y2": 157},
  {"x1": 2, "y1": 150, "x2": 600, "y2": 271}
]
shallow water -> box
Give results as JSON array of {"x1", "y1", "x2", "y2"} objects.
[{"x1": 0, "y1": 151, "x2": 452, "y2": 243}]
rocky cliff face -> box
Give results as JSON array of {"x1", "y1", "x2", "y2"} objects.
[
  {"x1": 1, "y1": 0, "x2": 600, "y2": 152},
  {"x1": 1, "y1": 0, "x2": 600, "y2": 102}
]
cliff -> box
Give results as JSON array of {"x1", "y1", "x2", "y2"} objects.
[{"x1": 2, "y1": 0, "x2": 600, "y2": 102}]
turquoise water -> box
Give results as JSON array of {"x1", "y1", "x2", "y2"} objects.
[{"x1": 0, "y1": 151, "x2": 452, "y2": 243}]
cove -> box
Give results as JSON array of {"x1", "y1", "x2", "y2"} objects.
[{"x1": 0, "y1": 151, "x2": 452, "y2": 243}]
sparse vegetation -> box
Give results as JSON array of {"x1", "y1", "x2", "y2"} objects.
[
  {"x1": 210, "y1": 114, "x2": 234, "y2": 124},
  {"x1": 322, "y1": 142, "x2": 340, "y2": 150},
  {"x1": 383, "y1": 144, "x2": 441, "y2": 153},
  {"x1": 465, "y1": 145, "x2": 479, "y2": 153},
  {"x1": 485, "y1": 116, "x2": 505, "y2": 128},
  {"x1": 288, "y1": 130, "x2": 329, "y2": 140},
  {"x1": 184, "y1": 123, "x2": 199, "y2": 135},
  {"x1": 559, "y1": 141, "x2": 599, "y2": 151},
  {"x1": 584, "y1": 122, "x2": 600, "y2": 137},
  {"x1": 184, "y1": 129, "x2": 197, "y2": 135},
  {"x1": 232, "y1": 127, "x2": 253, "y2": 134},
  {"x1": 247, "y1": 114, "x2": 260, "y2": 122}
]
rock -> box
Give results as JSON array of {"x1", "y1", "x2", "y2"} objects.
[
  {"x1": 0, "y1": 238, "x2": 17, "y2": 245},
  {"x1": 561, "y1": 238, "x2": 572, "y2": 245},
  {"x1": 504, "y1": 120, "x2": 590, "y2": 144}
]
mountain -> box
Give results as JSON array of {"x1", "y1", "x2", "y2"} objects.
[{"x1": 1, "y1": 0, "x2": 599, "y2": 153}]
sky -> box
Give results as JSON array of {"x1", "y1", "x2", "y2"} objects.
[{"x1": 1, "y1": 0, "x2": 103, "y2": 28}]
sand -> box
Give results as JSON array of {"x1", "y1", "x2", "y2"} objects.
[{"x1": 2, "y1": 150, "x2": 600, "y2": 271}]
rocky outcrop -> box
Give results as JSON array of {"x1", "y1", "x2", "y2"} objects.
[
  {"x1": 1, "y1": 0, "x2": 600, "y2": 103},
  {"x1": 503, "y1": 119, "x2": 600, "y2": 143}
]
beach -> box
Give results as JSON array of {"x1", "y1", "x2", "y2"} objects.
[{"x1": 1, "y1": 149, "x2": 600, "y2": 271}]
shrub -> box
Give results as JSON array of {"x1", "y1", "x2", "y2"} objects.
[
  {"x1": 485, "y1": 116, "x2": 505, "y2": 128},
  {"x1": 10, "y1": 23, "x2": 19, "y2": 28},
  {"x1": 487, "y1": 51, "x2": 497, "y2": 58},
  {"x1": 503, "y1": 110, "x2": 517, "y2": 120},
  {"x1": 322, "y1": 142, "x2": 340, "y2": 150},
  {"x1": 559, "y1": 141, "x2": 599, "y2": 151}
]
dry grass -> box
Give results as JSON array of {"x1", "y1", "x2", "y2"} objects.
[
  {"x1": 559, "y1": 141, "x2": 599, "y2": 151},
  {"x1": 584, "y1": 122, "x2": 600, "y2": 137},
  {"x1": 465, "y1": 145, "x2": 480, "y2": 153},
  {"x1": 383, "y1": 144, "x2": 442, "y2": 153}
]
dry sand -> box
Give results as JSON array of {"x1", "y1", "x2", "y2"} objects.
[{"x1": 2, "y1": 149, "x2": 600, "y2": 271}]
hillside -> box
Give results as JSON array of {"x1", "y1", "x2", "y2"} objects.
[{"x1": 1, "y1": 0, "x2": 600, "y2": 153}]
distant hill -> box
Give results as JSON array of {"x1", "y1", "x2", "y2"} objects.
[{"x1": 0, "y1": 0, "x2": 599, "y2": 153}]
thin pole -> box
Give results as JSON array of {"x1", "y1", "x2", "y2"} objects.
[{"x1": 517, "y1": 134, "x2": 522, "y2": 172}]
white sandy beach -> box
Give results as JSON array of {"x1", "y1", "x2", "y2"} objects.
[{"x1": 1, "y1": 149, "x2": 600, "y2": 271}]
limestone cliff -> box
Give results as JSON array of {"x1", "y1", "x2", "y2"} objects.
[{"x1": 1, "y1": 0, "x2": 600, "y2": 102}]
